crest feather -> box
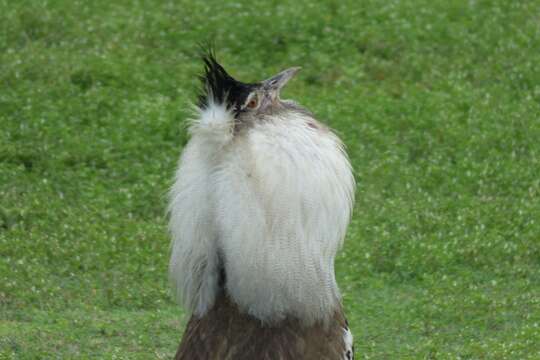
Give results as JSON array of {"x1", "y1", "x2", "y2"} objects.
[{"x1": 197, "y1": 49, "x2": 255, "y2": 113}]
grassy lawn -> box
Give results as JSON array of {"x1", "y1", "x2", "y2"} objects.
[{"x1": 1, "y1": 0, "x2": 539, "y2": 358}]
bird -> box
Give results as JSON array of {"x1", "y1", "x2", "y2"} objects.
[{"x1": 168, "y1": 50, "x2": 356, "y2": 360}]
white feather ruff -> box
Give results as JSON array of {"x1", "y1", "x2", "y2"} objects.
[{"x1": 169, "y1": 101, "x2": 355, "y2": 324}]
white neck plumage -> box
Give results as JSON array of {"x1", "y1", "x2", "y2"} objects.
[{"x1": 169, "y1": 101, "x2": 355, "y2": 325}]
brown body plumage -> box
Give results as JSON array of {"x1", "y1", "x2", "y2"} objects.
[{"x1": 175, "y1": 291, "x2": 352, "y2": 360}]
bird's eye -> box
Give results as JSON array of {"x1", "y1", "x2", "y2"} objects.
[{"x1": 245, "y1": 95, "x2": 258, "y2": 109}]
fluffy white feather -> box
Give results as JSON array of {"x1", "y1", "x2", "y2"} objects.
[
  {"x1": 168, "y1": 100, "x2": 234, "y2": 315},
  {"x1": 169, "y1": 102, "x2": 355, "y2": 324}
]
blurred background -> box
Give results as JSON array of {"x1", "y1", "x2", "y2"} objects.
[{"x1": 1, "y1": 0, "x2": 539, "y2": 358}]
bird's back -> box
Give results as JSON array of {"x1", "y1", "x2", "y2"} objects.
[{"x1": 175, "y1": 291, "x2": 353, "y2": 360}]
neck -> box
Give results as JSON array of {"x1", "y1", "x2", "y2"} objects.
[{"x1": 169, "y1": 106, "x2": 355, "y2": 325}]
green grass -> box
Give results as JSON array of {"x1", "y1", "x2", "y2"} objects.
[{"x1": 1, "y1": 0, "x2": 539, "y2": 358}]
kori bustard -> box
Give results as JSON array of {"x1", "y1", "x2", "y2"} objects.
[{"x1": 168, "y1": 51, "x2": 355, "y2": 359}]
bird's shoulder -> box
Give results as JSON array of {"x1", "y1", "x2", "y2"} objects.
[{"x1": 174, "y1": 293, "x2": 354, "y2": 360}]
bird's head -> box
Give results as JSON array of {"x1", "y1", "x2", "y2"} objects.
[{"x1": 198, "y1": 51, "x2": 300, "y2": 122}]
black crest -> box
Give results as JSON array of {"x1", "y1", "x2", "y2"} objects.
[{"x1": 198, "y1": 50, "x2": 255, "y2": 114}]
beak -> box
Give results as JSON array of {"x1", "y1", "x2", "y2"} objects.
[{"x1": 262, "y1": 67, "x2": 301, "y2": 92}]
